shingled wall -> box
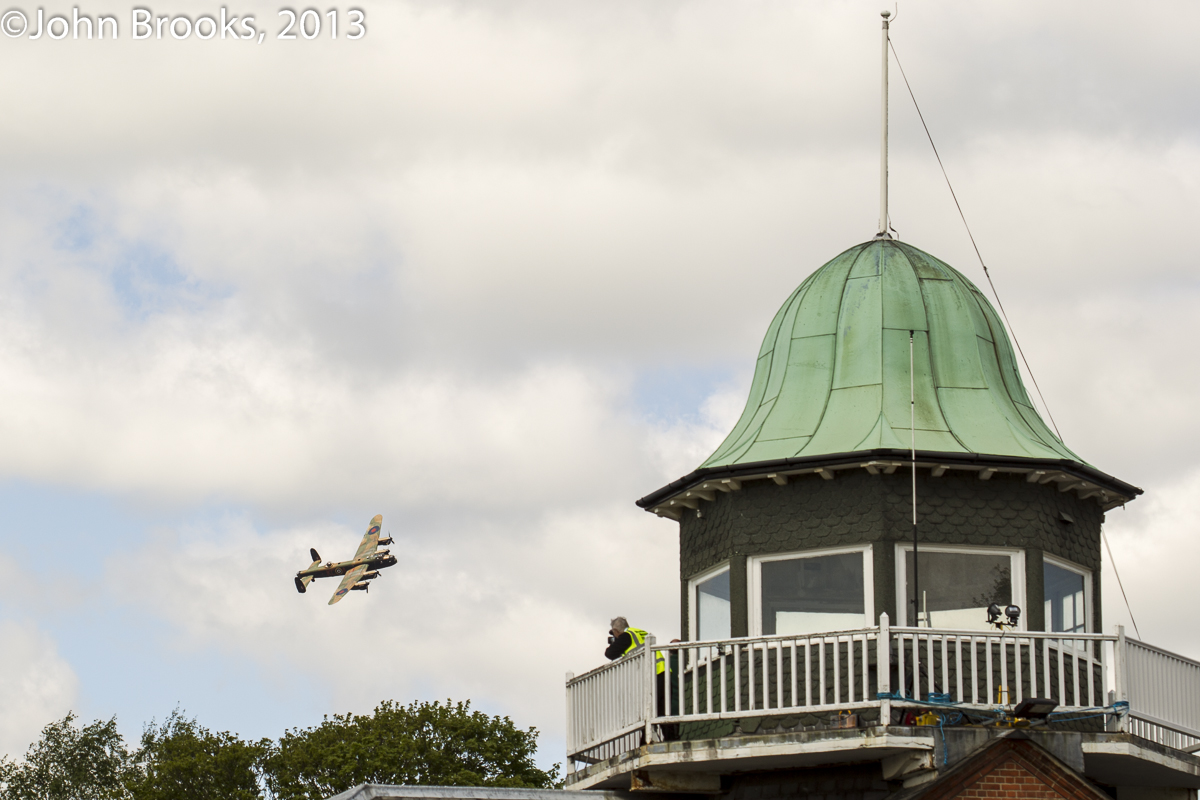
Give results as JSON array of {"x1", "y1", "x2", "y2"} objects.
[{"x1": 678, "y1": 469, "x2": 1105, "y2": 638}]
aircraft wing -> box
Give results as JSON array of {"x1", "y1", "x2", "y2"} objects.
[
  {"x1": 352, "y1": 514, "x2": 383, "y2": 561},
  {"x1": 329, "y1": 564, "x2": 368, "y2": 605}
]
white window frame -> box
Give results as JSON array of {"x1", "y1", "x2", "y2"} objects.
[
  {"x1": 688, "y1": 562, "x2": 732, "y2": 642},
  {"x1": 1042, "y1": 554, "x2": 1092, "y2": 635},
  {"x1": 894, "y1": 543, "x2": 1026, "y2": 630},
  {"x1": 748, "y1": 545, "x2": 874, "y2": 637}
]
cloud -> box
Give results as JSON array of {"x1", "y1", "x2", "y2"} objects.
[
  {"x1": 0, "y1": 618, "x2": 79, "y2": 760},
  {"x1": 101, "y1": 504, "x2": 681, "y2": 742},
  {"x1": 0, "y1": 0, "x2": 1197, "y2": 769},
  {"x1": 1102, "y1": 468, "x2": 1200, "y2": 658}
]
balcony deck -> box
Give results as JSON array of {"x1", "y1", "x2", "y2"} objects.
[{"x1": 564, "y1": 615, "x2": 1200, "y2": 791}]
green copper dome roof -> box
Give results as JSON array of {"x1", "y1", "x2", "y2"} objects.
[{"x1": 702, "y1": 239, "x2": 1082, "y2": 468}]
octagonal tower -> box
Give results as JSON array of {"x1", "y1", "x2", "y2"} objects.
[{"x1": 638, "y1": 238, "x2": 1141, "y2": 642}]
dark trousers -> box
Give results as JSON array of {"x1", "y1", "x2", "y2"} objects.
[{"x1": 655, "y1": 672, "x2": 679, "y2": 741}]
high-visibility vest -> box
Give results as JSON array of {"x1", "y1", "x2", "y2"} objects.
[{"x1": 624, "y1": 627, "x2": 666, "y2": 675}]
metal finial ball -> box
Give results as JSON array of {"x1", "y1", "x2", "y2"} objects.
[{"x1": 881, "y1": 10, "x2": 891, "y2": 18}]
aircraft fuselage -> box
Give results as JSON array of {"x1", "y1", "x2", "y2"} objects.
[{"x1": 297, "y1": 551, "x2": 398, "y2": 580}]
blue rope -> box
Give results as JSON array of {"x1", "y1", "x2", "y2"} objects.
[
  {"x1": 876, "y1": 692, "x2": 1130, "y2": 728},
  {"x1": 935, "y1": 711, "x2": 965, "y2": 764},
  {"x1": 876, "y1": 691, "x2": 963, "y2": 706},
  {"x1": 937, "y1": 714, "x2": 947, "y2": 764}
]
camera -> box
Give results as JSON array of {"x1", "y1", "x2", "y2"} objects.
[{"x1": 607, "y1": 634, "x2": 615, "y2": 645}]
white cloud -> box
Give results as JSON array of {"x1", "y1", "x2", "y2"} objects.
[
  {"x1": 1102, "y1": 469, "x2": 1200, "y2": 657},
  {"x1": 102, "y1": 503, "x2": 680, "y2": 742},
  {"x1": 0, "y1": 618, "x2": 79, "y2": 760},
  {"x1": 0, "y1": 0, "x2": 1197, "y2": 767}
]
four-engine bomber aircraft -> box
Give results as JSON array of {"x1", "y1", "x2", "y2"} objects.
[{"x1": 294, "y1": 514, "x2": 398, "y2": 605}]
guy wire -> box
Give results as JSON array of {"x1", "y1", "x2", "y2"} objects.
[
  {"x1": 887, "y1": 38, "x2": 1062, "y2": 442},
  {"x1": 1103, "y1": 529, "x2": 1141, "y2": 640},
  {"x1": 892, "y1": 34, "x2": 1132, "y2": 642}
]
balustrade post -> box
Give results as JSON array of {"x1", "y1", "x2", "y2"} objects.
[
  {"x1": 1114, "y1": 626, "x2": 1128, "y2": 732},
  {"x1": 565, "y1": 672, "x2": 575, "y2": 773},
  {"x1": 645, "y1": 636, "x2": 657, "y2": 744},
  {"x1": 878, "y1": 613, "x2": 891, "y2": 727}
]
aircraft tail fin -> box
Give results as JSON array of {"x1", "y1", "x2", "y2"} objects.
[
  {"x1": 310, "y1": 548, "x2": 320, "y2": 562},
  {"x1": 295, "y1": 551, "x2": 322, "y2": 594}
]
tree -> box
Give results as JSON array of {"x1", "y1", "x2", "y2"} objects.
[
  {"x1": 261, "y1": 700, "x2": 560, "y2": 800},
  {"x1": 0, "y1": 713, "x2": 134, "y2": 800},
  {"x1": 128, "y1": 710, "x2": 268, "y2": 800}
]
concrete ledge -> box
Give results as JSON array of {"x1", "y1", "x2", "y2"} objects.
[
  {"x1": 565, "y1": 727, "x2": 935, "y2": 791},
  {"x1": 1083, "y1": 736, "x2": 1200, "y2": 789},
  {"x1": 328, "y1": 787, "x2": 634, "y2": 800}
]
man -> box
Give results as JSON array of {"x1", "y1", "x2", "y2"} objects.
[
  {"x1": 605, "y1": 617, "x2": 664, "y2": 671},
  {"x1": 605, "y1": 617, "x2": 677, "y2": 740}
]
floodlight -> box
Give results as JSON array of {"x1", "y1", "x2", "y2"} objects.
[
  {"x1": 987, "y1": 604, "x2": 1002, "y2": 624},
  {"x1": 1013, "y1": 698, "x2": 1058, "y2": 720},
  {"x1": 1005, "y1": 605, "x2": 1021, "y2": 625}
]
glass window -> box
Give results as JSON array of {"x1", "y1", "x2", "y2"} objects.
[
  {"x1": 1044, "y1": 561, "x2": 1088, "y2": 634},
  {"x1": 902, "y1": 549, "x2": 1014, "y2": 630},
  {"x1": 695, "y1": 568, "x2": 731, "y2": 641},
  {"x1": 760, "y1": 551, "x2": 865, "y2": 635}
]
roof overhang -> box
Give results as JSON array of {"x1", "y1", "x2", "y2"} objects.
[{"x1": 637, "y1": 449, "x2": 1142, "y2": 520}]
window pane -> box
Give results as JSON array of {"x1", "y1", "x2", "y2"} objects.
[
  {"x1": 696, "y1": 570, "x2": 731, "y2": 640},
  {"x1": 904, "y1": 551, "x2": 1010, "y2": 630},
  {"x1": 1044, "y1": 562, "x2": 1087, "y2": 634},
  {"x1": 761, "y1": 552, "x2": 864, "y2": 635}
]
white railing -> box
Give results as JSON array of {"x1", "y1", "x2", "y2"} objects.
[
  {"x1": 655, "y1": 627, "x2": 881, "y2": 723},
  {"x1": 565, "y1": 647, "x2": 651, "y2": 769},
  {"x1": 890, "y1": 624, "x2": 1111, "y2": 710},
  {"x1": 1122, "y1": 632, "x2": 1200, "y2": 751},
  {"x1": 566, "y1": 615, "x2": 1200, "y2": 769}
]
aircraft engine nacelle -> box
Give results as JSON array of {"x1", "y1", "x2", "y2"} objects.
[
  {"x1": 350, "y1": 582, "x2": 370, "y2": 592},
  {"x1": 362, "y1": 571, "x2": 380, "y2": 580},
  {"x1": 378, "y1": 537, "x2": 394, "y2": 546}
]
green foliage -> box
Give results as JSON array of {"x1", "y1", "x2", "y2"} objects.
[
  {"x1": 128, "y1": 710, "x2": 269, "y2": 800},
  {"x1": 0, "y1": 700, "x2": 558, "y2": 800},
  {"x1": 261, "y1": 699, "x2": 561, "y2": 800},
  {"x1": 0, "y1": 713, "x2": 134, "y2": 800}
]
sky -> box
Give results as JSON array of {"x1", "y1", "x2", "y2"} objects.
[{"x1": 0, "y1": 0, "x2": 1198, "y2": 769}]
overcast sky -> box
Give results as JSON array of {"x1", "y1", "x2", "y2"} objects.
[{"x1": 0, "y1": 0, "x2": 1197, "y2": 767}]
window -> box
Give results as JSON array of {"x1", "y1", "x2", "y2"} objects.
[
  {"x1": 1044, "y1": 557, "x2": 1090, "y2": 634},
  {"x1": 689, "y1": 564, "x2": 731, "y2": 641},
  {"x1": 749, "y1": 546, "x2": 873, "y2": 636},
  {"x1": 895, "y1": 545, "x2": 1025, "y2": 630}
]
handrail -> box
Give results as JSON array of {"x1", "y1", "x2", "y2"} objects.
[
  {"x1": 565, "y1": 647, "x2": 649, "y2": 761},
  {"x1": 1124, "y1": 635, "x2": 1200, "y2": 667},
  {"x1": 565, "y1": 616, "x2": 1200, "y2": 769},
  {"x1": 566, "y1": 650, "x2": 639, "y2": 687},
  {"x1": 1122, "y1": 634, "x2": 1200, "y2": 748},
  {"x1": 660, "y1": 626, "x2": 883, "y2": 648},
  {"x1": 889, "y1": 625, "x2": 1118, "y2": 642}
]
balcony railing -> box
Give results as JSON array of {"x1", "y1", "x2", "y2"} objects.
[{"x1": 565, "y1": 614, "x2": 1200, "y2": 772}]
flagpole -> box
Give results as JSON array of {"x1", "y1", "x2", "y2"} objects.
[{"x1": 877, "y1": 10, "x2": 891, "y2": 238}]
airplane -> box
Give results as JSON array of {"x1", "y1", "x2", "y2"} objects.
[{"x1": 294, "y1": 514, "x2": 398, "y2": 605}]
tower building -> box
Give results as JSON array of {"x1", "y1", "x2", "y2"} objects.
[
  {"x1": 564, "y1": 14, "x2": 1200, "y2": 800},
  {"x1": 639, "y1": 238, "x2": 1139, "y2": 647}
]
